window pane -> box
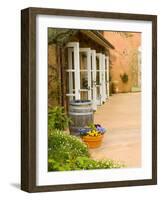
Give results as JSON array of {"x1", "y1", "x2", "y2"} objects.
[
  {"x1": 66, "y1": 72, "x2": 75, "y2": 94},
  {"x1": 80, "y1": 72, "x2": 88, "y2": 89},
  {"x1": 96, "y1": 72, "x2": 100, "y2": 85},
  {"x1": 96, "y1": 86, "x2": 100, "y2": 100},
  {"x1": 80, "y1": 91, "x2": 88, "y2": 100},
  {"x1": 80, "y1": 52, "x2": 87, "y2": 70},
  {"x1": 96, "y1": 57, "x2": 99, "y2": 70}
]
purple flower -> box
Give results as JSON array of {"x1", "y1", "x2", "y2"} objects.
[
  {"x1": 96, "y1": 126, "x2": 106, "y2": 134},
  {"x1": 95, "y1": 124, "x2": 101, "y2": 128},
  {"x1": 79, "y1": 128, "x2": 91, "y2": 136}
]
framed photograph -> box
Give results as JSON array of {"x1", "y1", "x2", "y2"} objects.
[{"x1": 21, "y1": 7, "x2": 157, "y2": 192}]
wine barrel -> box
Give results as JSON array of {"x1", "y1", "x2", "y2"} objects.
[{"x1": 69, "y1": 100, "x2": 94, "y2": 136}]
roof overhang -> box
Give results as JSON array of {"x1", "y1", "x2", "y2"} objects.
[{"x1": 81, "y1": 30, "x2": 115, "y2": 50}]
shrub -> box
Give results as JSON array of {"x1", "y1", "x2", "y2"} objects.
[
  {"x1": 48, "y1": 130, "x2": 89, "y2": 169},
  {"x1": 48, "y1": 155, "x2": 123, "y2": 171},
  {"x1": 48, "y1": 106, "x2": 72, "y2": 131},
  {"x1": 48, "y1": 130, "x2": 124, "y2": 171},
  {"x1": 74, "y1": 156, "x2": 123, "y2": 170}
]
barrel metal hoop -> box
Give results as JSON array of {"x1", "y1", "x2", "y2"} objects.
[
  {"x1": 70, "y1": 106, "x2": 92, "y2": 110},
  {"x1": 69, "y1": 112, "x2": 93, "y2": 116},
  {"x1": 70, "y1": 102, "x2": 92, "y2": 106}
]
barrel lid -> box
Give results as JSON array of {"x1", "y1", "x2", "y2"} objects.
[{"x1": 70, "y1": 100, "x2": 92, "y2": 106}]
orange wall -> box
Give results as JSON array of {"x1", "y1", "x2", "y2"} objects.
[{"x1": 104, "y1": 32, "x2": 141, "y2": 93}]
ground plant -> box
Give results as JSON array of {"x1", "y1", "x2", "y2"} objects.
[
  {"x1": 48, "y1": 106, "x2": 72, "y2": 131},
  {"x1": 48, "y1": 130, "x2": 124, "y2": 171}
]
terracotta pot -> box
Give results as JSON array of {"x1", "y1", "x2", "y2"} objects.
[{"x1": 81, "y1": 134, "x2": 103, "y2": 148}]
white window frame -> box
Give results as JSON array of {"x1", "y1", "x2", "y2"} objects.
[
  {"x1": 106, "y1": 56, "x2": 110, "y2": 98},
  {"x1": 79, "y1": 48, "x2": 92, "y2": 100},
  {"x1": 102, "y1": 54, "x2": 106, "y2": 102},
  {"x1": 91, "y1": 50, "x2": 97, "y2": 110},
  {"x1": 66, "y1": 42, "x2": 80, "y2": 100},
  {"x1": 96, "y1": 53, "x2": 103, "y2": 105},
  {"x1": 66, "y1": 43, "x2": 109, "y2": 107}
]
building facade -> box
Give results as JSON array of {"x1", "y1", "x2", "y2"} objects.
[
  {"x1": 48, "y1": 29, "x2": 114, "y2": 111},
  {"x1": 104, "y1": 32, "x2": 141, "y2": 93}
]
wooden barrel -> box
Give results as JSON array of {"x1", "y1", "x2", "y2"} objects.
[{"x1": 69, "y1": 100, "x2": 94, "y2": 136}]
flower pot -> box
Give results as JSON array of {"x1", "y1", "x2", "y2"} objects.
[{"x1": 81, "y1": 134, "x2": 103, "y2": 148}]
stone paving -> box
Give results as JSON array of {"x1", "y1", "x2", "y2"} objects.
[{"x1": 90, "y1": 92, "x2": 141, "y2": 168}]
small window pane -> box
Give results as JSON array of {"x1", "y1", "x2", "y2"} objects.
[{"x1": 80, "y1": 72, "x2": 88, "y2": 89}]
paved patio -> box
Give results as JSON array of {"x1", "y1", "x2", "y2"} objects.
[{"x1": 90, "y1": 92, "x2": 141, "y2": 168}]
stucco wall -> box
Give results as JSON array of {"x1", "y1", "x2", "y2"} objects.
[
  {"x1": 104, "y1": 32, "x2": 141, "y2": 93},
  {"x1": 48, "y1": 44, "x2": 61, "y2": 108}
]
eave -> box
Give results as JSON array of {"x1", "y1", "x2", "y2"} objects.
[{"x1": 81, "y1": 30, "x2": 115, "y2": 50}]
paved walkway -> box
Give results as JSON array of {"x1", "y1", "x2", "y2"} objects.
[{"x1": 90, "y1": 92, "x2": 141, "y2": 168}]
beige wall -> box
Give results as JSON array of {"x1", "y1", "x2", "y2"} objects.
[{"x1": 104, "y1": 32, "x2": 141, "y2": 93}]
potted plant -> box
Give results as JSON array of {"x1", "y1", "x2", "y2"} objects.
[
  {"x1": 120, "y1": 73, "x2": 128, "y2": 83},
  {"x1": 79, "y1": 124, "x2": 106, "y2": 148},
  {"x1": 112, "y1": 80, "x2": 119, "y2": 93}
]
